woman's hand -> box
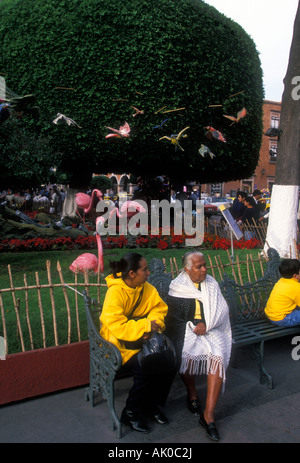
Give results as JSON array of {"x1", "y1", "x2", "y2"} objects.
[
  {"x1": 193, "y1": 322, "x2": 206, "y2": 336},
  {"x1": 150, "y1": 319, "x2": 161, "y2": 332},
  {"x1": 142, "y1": 320, "x2": 161, "y2": 340}
]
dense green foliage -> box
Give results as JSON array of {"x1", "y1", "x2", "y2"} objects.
[
  {"x1": 0, "y1": 0, "x2": 263, "y2": 187},
  {"x1": 90, "y1": 174, "x2": 112, "y2": 192},
  {"x1": 0, "y1": 115, "x2": 57, "y2": 189}
]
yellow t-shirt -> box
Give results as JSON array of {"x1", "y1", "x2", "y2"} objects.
[
  {"x1": 265, "y1": 277, "x2": 300, "y2": 321},
  {"x1": 193, "y1": 282, "x2": 205, "y2": 321}
]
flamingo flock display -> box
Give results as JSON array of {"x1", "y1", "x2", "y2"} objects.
[{"x1": 69, "y1": 193, "x2": 145, "y2": 274}]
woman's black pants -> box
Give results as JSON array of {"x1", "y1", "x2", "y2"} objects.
[{"x1": 118, "y1": 353, "x2": 176, "y2": 415}]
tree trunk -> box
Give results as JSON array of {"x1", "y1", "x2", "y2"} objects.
[{"x1": 265, "y1": 0, "x2": 300, "y2": 257}]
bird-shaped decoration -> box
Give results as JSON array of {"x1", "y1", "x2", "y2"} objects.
[
  {"x1": 223, "y1": 107, "x2": 247, "y2": 125},
  {"x1": 0, "y1": 93, "x2": 38, "y2": 122},
  {"x1": 75, "y1": 189, "x2": 103, "y2": 213},
  {"x1": 205, "y1": 126, "x2": 226, "y2": 143},
  {"x1": 8, "y1": 94, "x2": 36, "y2": 112},
  {"x1": 130, "y1": 106, "x2": 144, "y2": 117},
  {"x1": 75, "y1": 189, "x2": 103, "y2": 226},
  {"x1": 159, "y1": 126, "x2": 190, "y2": 151},
  {"x1": 52, "y1": 113, "x2": 82, "y2": 128},
  {"x1": 152, "y1": 118, "x2": 170, "y2": 130},
  {"x1": 0, "y1": 100, "x2": 10, "y2": 124},
  {"x1": 109, "y1": 200, "x2": 147, "y2": 220},
  {"x1": 105, "y1": 121, "x2": 131, "y2": 138},
  {"x1": 199, "y1": 144, "x2": 215, "y2": 159},
  {"x1": 69, "y1": 216, "x2": 104, "y2": 274}
]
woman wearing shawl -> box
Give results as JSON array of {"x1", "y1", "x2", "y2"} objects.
[
  {"x1": 166, "y1": 251, "x2": 232, "y2": 441},
  {"x1": 100, "y1": 252, "x2": 175, "y2": 434}
]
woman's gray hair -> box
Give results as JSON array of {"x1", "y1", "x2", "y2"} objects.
[{"x1": 182, "y1": 251, "x2": 204, "y2": 270}]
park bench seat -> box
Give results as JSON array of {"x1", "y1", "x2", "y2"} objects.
[{"x1": 82, "y1": 248, "x2": 300, "y2": 438}]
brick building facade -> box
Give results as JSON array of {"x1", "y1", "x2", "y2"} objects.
[{"x1": 205, "y1": 100, "x2": 281, "y2": 196}]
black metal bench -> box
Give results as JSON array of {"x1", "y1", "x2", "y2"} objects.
[
  {"x1": 82, "y1": 249, "x2": 300, "y2": 438},
  {"x1": 219, "y1": 248, "x2": 300, "y2": 389},
  {"x1": 82, "y1": 258, "x2": 172, "y2": 439}
]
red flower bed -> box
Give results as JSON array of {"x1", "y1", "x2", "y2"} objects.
[{"x1": 0, "y1": 229, "x2": 263, "y2": 252}]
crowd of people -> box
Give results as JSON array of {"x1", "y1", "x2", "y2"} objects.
[
  {"x1": 229, "y1": 189, "x2": 267, "y2": 239},
  {"x1": 0, "y1": 185, "x2": 66, "y2": 216}
]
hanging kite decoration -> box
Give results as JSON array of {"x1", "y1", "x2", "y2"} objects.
[
  {"x1": 159, "y1": 126, "x2": 190, "y2": 151},
  {"x1": 152, "y1": 118, "x2": 170, "y2": 130},
  {"x1": 52, "y1": 113, "x2": 82, "y2": 128},
  {"x1": 105, "y1": 121, "x2": 131, "y2": 139},
  {"x1": 223, "y1": 107, "x2": 247, "y2": 125},
  {"x1": 205, "y1": 126, "x2": 226, "y2": 143},
  {"x1": 0, "y1": 99, "x2": 10, "y2": 124},
  {"x1": 130, "y1": 106, "x2": 144, "y2": 117},
  {"x1": 199, "y1": 144, "x2": 215, "y2": 159},
  {"x1": 0, "y1": 77, "x2": 38, "y2": 122}
]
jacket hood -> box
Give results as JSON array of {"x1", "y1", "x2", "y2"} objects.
[{"x1": 105, "y1": 273, "x2": 143, "y2": 293}]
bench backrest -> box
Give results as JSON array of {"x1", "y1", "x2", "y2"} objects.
[
  {"x1": 147, "y1": 258, "x2": 172, "y2": 302},
  {"x1": 219, "y1": 275, "x2": 275, "y2": 323},
  {"x1": 219, "y1": 248, "x2": 281, "y2": 324}
]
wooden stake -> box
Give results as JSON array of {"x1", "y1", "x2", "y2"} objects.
[
  {"x1": 250, "y1": 254, "x2": 257, "y2": 281},
  {"x1": 0, "y1": 294, "x2": 8, "y2": 354},
  {"x1": 246, "y1": 254, "x2": 251, "y2": 283},
  {"x1": 57, "y1": 261, "x2": 71, "y2": 344},
  {"x1": 170, "y1": 258, "x2": 174, "y2": 279},
  {"x1": 207, "y1": 254, "x2": 215, "y2": 279},
  {"x1": 8, "y1": 264, "x2": 25, "y2": 352},
  {"x1": 214, "y1": 256, "x2": 223, "y2": 280},
  {"x1": 23, "y1": 274, "x2": 34, "y2": 350},
  {"x1": 226, "y1": 249, "x2": 238, "y2": 283},
  {"x1": 46, "y1": 260, "x2": 59, "y2": 346},
  {"x1": 74, "y1": 270, "x2": 81, "y2": 342},
  {"x1": 162, "y1": 107, "x2": 185, "y2": 113},
  {"x1": 173, "y1": 257, "x2": 179, "y2": 275},
  {"x1": 35, "y1": 272, "x2": 46, "y2": 349}
]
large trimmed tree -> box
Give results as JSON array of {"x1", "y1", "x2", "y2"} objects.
[
  {"x1": 265, "y1": 0, "x2": 300, "y2": 257},
  {"x1": 0, "y1": 0, "x2": 263, "y2": 189}
]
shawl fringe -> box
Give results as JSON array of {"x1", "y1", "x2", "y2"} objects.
[{"x1": 179, "y1": 353, "x2": 226, "y2": 382}]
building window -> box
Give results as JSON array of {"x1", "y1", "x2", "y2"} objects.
[
  {"x1": 269, "y1": 141, "x2": 277, "y2": 161},
  {"x1": 270, "y1": 112, "x2": 280, "y2": 129}
]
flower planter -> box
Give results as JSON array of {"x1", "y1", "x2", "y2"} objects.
[{"x1": 0, "y1": 341, "x2": 89, "y2": 405}]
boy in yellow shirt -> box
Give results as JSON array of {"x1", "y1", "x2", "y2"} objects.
[{"x1": 265, "y1": 259, "x2": 300, "y2": 327}]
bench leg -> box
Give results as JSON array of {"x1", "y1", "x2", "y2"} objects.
[
  {"x1": 252, "y1": 341, "x2": 273, "y2": 389},
  {"x1": 107, "y1": 380, "x2": 122, "y2": 439}
]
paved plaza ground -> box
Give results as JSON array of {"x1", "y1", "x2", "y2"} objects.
[{"x1": 1, "y1": 334, "x2": 300, "y2": 446}]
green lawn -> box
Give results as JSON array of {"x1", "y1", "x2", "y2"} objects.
[{"x1": 0, "y1": 246, "x2": 265, "y2": 354}]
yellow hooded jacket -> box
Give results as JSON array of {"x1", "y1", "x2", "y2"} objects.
[{"x1": 100, "y1": 274, "x2": 168, "y2": 364}]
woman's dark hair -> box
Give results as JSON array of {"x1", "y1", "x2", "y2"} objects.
[
  {"x1": 109, "y1": 252, "x2": 144, "y2": 279},
  {"x1": 279, "y1": 259, "x2": 300, "y2": 279},
  {"x1": 244, "y1": 196, "x2": 256, "y2": 207}
]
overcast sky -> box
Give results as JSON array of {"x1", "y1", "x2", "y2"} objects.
[{"x1": 204, "y1": 0, "x2": 299, "y2": 102}]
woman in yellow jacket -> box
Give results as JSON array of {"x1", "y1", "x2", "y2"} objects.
[{"x1": 100, "y1": 252, "x2": 175, "y2": 434}]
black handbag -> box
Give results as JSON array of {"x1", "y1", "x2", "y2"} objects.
[{"x1": 137, "y1": 331, "x2": 177, "y2": 374}]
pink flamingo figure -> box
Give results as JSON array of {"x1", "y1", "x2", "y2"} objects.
[
  {"x1": 69, "y1": 216, "x2": 104, "y2": 274},
  {"x1": 75, "y1": 189, "x2": 103, "y2": 214},
  {"x1": 108, "y1": 200, "x2": 146, "y2": 220}
]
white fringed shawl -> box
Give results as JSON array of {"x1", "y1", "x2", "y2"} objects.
[{"x1": 168, "y1": 271, "x2": 232, "y2": 383}]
